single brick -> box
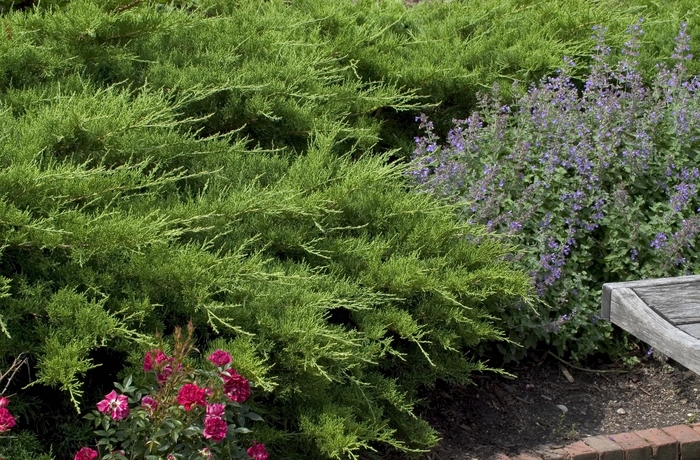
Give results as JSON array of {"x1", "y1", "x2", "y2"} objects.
[
  {"x1": 583, "y1": 435, "x2": 624, "y2": 460},
  {"x1": 536, "y1": 447, "x2": 568, "y2": 460},
  {"x1": 663, "y1": 425, "x2": 700, "y2": 460},
  {"x1": 488, "y1": 454, "x2": 513, "y2": 460},
  {"x1": 634, "y1": 428, "x2": 678, "y2": 460},
  {"x1": 563, "y1": 441, "x2": 598, "y2": 460},
  {"x1": 608, "y1": 432, "x2": 653, "y2": 460},
  {"x1": 513, "y1": 453, "x2": 543, "y2": 460}
]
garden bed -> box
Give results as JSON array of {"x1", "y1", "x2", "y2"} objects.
[{"x1": 418, "y1": 353, "x2": 700, "y2": 459}]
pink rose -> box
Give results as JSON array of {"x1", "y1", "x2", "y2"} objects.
[
  {"x1": 203, "y1": 415, "x2": 228, "y2": 442},
  {"x1": 143, "y1": 350, "x2": 175, "y2": 383},
  {"x1": 207, "y1": 349, "x2": 232, "y2": 367},
  {"x1": 141, "y1": 395, "x2": 158, "y2": 415},
  {"x1": 0, "y1": 408, "x2": 15, "y2": 432},
  {"x1": 96, "y1": 390, "x2": 130, "y2": 421},
  {"x1": 206, "y1": 403, "x2": 226, "y2": 417},
  {"x1": 143, "y1": 349, "x2": 169, "y2": 372},
  {"x1": 157, "y1": 364, "x2": 174, "y2": 384},
  {"x1": 221, "y1": 369, "x2": 250, "y2": 403},
  {"x1": 0, "y1": 397, "x2": 8, "y2": 408},
  {"x1": 74, "y1": 447, "x2": 99, "y2": 460},
  {"x1": 247, "y1": 442, "x2": 269, "y2": 460},
  {"x1": 176, "y1": 383, "x2": 207, "y2": 411}
]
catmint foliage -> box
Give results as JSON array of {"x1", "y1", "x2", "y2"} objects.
[{"x1": 409, "y1": 20, "x2": 700, "y2": 362}]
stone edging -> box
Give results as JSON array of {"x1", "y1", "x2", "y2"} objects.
[{"x1": 490, "y1": 423, "x2": 700, "y2": 460}]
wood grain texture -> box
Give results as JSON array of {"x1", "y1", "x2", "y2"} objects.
[
  {"x1": 633, "y1": 282, "x2": 700, "y2": 325},
  {"x1": 679, "y1": 323, "x2": 700, "y2": 340},
  {"x1": 604, "y1": 275, "x2": 700, "y2": 290},
  {"x1": 646, "y1": 302, "x2": 700, "y2": 325},
  {"x1": 609, "y1": 287, "x2": 700, "y2": 375},
  {"x1": 602, "y1": 283, "x2": 612, "y2": 320},
  {"x1": 601, "y1": 275, "x2": 700, "y2": 320}
]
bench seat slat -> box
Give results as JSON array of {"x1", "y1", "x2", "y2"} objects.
[
  {"x1": 678, "y1": 323, "x2": 700, "y2": 340},
  {"x1": 632, "y1": 282, "x2": 700, "y2": 323},
  {"x1": 608, "y1": 287, "x2": 700, "y2": 375},
  {"x1": 645, "y1": 302, "x2": 700, "y2": 325}
]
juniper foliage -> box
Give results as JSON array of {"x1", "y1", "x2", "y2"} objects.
[
  {"x1": 2, "y1": 0, "x2": 699, "y2": 155},
  {"x1": 0, "y1": 1, "x2": 531, "y2": 458},
  {"x1": 283, "y1": 0, "x2": 700, "y2": 153}
]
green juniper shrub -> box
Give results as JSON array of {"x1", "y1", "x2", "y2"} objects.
[
  {"x1": 0, "y1": 2, "x2": 532, "y2": 457},
  {"x1": 0, "y1": 0, "x2": 424, "y2": 155},
  {"x1": 409, "y1": 20, "x2": 700, "y2": 363},
  {"x1": 283, "y1": 0, "x2": 700, "y2": 155},
  {"x1": 3, "y1": 0, "x2": 696, "y2": 457},
  {"x1": 0, "y1": 89, "x2": 532, "y2": 457},
  {"x1": 2, "y1": 0, "x2": 699, "y2": 156}
]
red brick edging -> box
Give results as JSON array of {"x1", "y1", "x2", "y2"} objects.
[{"x1": 492, "y1": 423, "x2": 700, "y2": 460}]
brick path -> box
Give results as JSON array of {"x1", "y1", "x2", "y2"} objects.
[{"x1": 492, "y1": 423, "x2": 700, "y2": 460}]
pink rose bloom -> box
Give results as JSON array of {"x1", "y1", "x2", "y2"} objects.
[
  {"x1": 203, "y1": 415, "x2": 228, "y2": 442},
  {"x1": 96, "y1": 390, "x2": 130, "y2": 421},
  {"x1": 207, "y1": 349, "x2": 232, "y2": 367},
  {"x1": 141, "y1": 395, "x2": 158, "y2": 415},
  {"x1": 206, "y1": 403, "x2": 226, "y2": 417},
  {"x1": 157, "y1": 364, "x2": 174, "y2": 384},
  {"x1": 176, "y1": 383, "x2": 207, "y2": 411},
  {"x1": 247, "y1": 442, "x2": 269, "y2": 460},
  {"x1": 221, "y1": 369, "x2": 250, "y2": 403},
  {"x1": 0, "y1": 408, "x2": 15, "y2": 432},
  {"x1": 143, "y1": 349, "x2": 169, "y2": 372},
  {"x1": 0, "y1": 397, "x2": 8, "y2": 408},
  {"x1": 74, "y1": 447, "x2": 99, "y2": 460}
]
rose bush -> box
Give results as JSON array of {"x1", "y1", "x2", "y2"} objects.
[
  {"x1": 0, "y1": 397, "x2": 16, "y2": 434},
  {"x1": 76, "y1": 323, "x2": 266, "y2": 460}
]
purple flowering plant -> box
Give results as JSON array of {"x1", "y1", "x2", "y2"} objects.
[
  {"x1": 408, "y1": 20, "x2": 700, "y2": 361},
  {"x1": 81, "y1": 323, "x2": 266, "y2": 460}
]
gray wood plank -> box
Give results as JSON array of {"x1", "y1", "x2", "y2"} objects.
[
  {"x1": 679, "y1": 323, "x2": 700, "y2": 340},
  {"x1": 646, "y1": 302, "x2": 700, "y2": 325},
  {"x1": 609, "y1": 287, "x2": 700, "y2": 375},
  {"x1": 633, "y1": 281, "x2": 700, "y2": 305},
  {"x1": 604, "y1": 275, "x2": 700, "y2": 290},
  {"x1": 602, "y1": 283, "x2": 613, "y2": 320},
  {"x1": 602, "y1": 275, "x2": 700, "y2": 320}
]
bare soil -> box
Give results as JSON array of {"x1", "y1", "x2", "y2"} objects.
[{"x1": 418, "y1": 351, "x2": 700, "y2": 459}]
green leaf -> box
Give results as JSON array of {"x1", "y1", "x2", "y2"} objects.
[
  {"x1": 246, "y1": 412, "x2": 263, "y2": 421},
  {"x1": 153, "y1": 428, "x2": 170, "y2": 438}
]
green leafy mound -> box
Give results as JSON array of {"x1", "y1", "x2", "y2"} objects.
[
  {"x1": 2, "y1": 0, "x2": 696, "y2": 457},
  {"x1": 0, "y1": 1, "x2": 531, "y2": 458}
]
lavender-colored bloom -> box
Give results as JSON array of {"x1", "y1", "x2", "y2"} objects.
[
  {"x1": 650, "y1": 232, "x2": 667, "y2": 249},
  {"x1": 406, "y1": 21, "x2": 700, "y2": 358}
]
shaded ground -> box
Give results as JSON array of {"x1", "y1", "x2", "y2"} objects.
[{"x1": 418, "y1": 351, "x2": 700, "y2": 459}]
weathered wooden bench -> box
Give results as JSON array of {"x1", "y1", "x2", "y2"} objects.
[{"x1": 602, "y1": 275, "x2": 700, "y2": 374}]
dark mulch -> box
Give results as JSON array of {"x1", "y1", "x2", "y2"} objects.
[{"x1": 418, "y1": 351, "x2": 700, "y2": 459}]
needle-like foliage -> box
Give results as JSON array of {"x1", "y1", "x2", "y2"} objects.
[{"x1": 0, "y1": 1, "x2": 531, "y2": 458}]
